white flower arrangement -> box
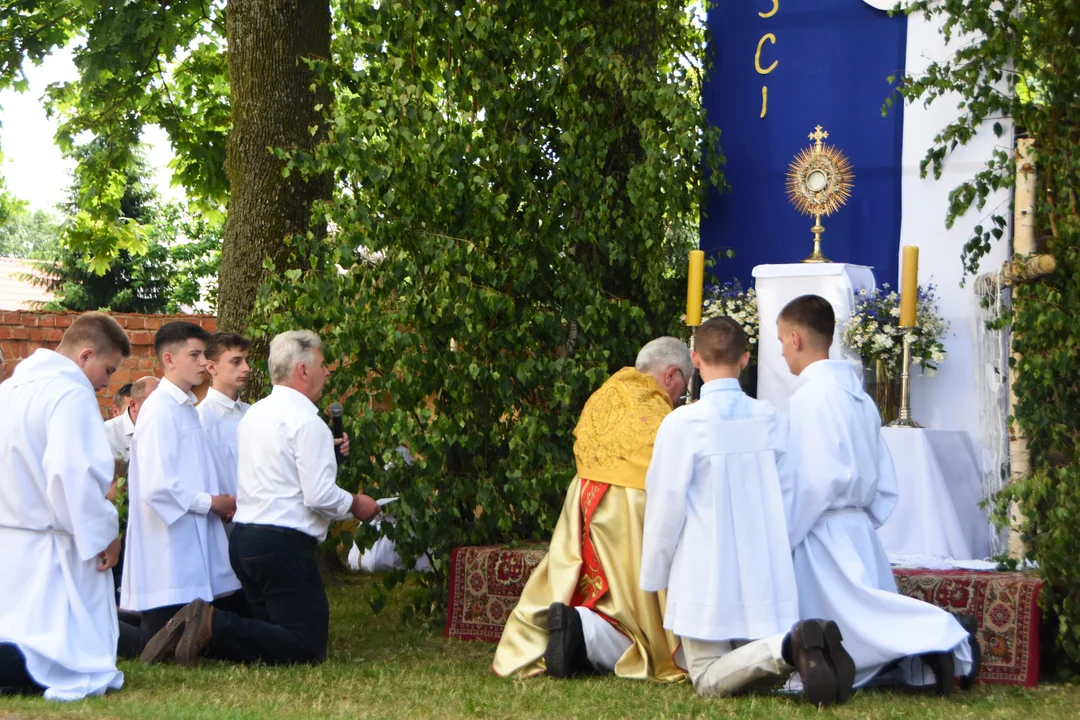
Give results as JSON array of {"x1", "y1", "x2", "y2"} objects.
[
  {"x1": 701, "y1": 280, "x2": 759, "y2": 358},
  {"x1": 842, "y1": 283, "x2": 950, "y2": 376}
]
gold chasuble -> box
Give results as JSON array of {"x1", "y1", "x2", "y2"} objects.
[{"x1": 492, "y1": 368, "x2": 685, "y2": 682}]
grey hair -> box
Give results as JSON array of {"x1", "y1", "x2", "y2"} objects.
[
  {"x1": 130, "y1": 375, "x2": 159, "y2": 400},
  {"x1": 268, "y1": 330, "x2": 324, "y2": 384},
  {"x1": 635, "y1": 337, "x2": 692, "y2": 380}
]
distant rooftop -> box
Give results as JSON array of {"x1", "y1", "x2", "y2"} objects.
[{"x1": 0, "y1": 257, "x2": 56, "y2": 311}]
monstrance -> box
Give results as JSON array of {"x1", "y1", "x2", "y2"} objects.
[{"x1": 786, "y1": 125, "x2": 854, "y2": 263}]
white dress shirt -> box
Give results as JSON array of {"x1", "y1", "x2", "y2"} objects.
[
  {"x1": 197, "y1": 387, "x2": 250, "y2": 496},
  {"x1": 103, "y1": 409, "x2": 135, "y2": 462},
  {"x1": 120, "y1": 377, "x2": 240, "y2": 610},
  {"x1": 233, "y1": 385, "x2": 353, "y2": 541}
]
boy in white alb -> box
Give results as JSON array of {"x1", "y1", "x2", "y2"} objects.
[
  {"x1": 640, "y1": 317, "x2": 855, "y2": 707},
  {"x1": 776, "y1": 295, "x2": 978, "y2": 694},
  {"x1": 197, "y1": 332, "x2": 252, "y2": 499},
  {"x1": 0, "y1": 312, "x2": 130, "y2": 700},
  {"x1": 119, "y1": 321, "x2": 241, "y2": 658}
]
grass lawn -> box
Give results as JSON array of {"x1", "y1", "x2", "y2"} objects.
[{"x1": 2, "y1": 573, "x2": 1077, "y2": 719}]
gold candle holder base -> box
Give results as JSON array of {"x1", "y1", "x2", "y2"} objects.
[
  {"x1": 889, "y1": 334, "x2": 922, "y2": 428},
  {"x1": 683, "y1": 329, "x2": 697, "y2": 406}
]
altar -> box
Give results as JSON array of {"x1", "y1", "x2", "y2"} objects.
[{"x1": 877, "y1": 428, "x2": 992, "y2": 561}]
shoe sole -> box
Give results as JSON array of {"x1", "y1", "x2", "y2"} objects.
[
  {"x1": 139, "y1": 609, "x2": 190, "y2": 664},
  {"x1": 174, "y1": 599, "x2": 209, "y2": 667},
  {"x1": 544, "y1": 603, "x2": 572, "y2": 678},
  {"x1": 823, "y1": 621, "x2": 856, "y2": 703},
  {"x1": 794, "y1": 621, "x2": 839, "y2": 708}
]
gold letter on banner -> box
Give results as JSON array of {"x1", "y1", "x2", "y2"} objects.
[
  {"x1": 755, "y1": 34, "x2": 778, "y2": 75},
  {"x1": 760, "y1": 86, "x2": 768, "y2": 118},
  {"x1": 758, "y1": 0, "x2": 778, "y2": 19}
]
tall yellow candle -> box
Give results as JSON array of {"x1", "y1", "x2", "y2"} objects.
[
  {"x1": 686, "y1": 250, "x2": 705, "y2": 326},
  {"x1": 899, "y1": 245, "x2": 919, "y2": 328}
]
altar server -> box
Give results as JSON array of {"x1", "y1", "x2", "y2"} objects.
[
  {"x1": 119, "y1": 321, "x2": 241, "y2": 657},
  {"x1": 777, "y1": 294, "x2": 976, "y2": 693},
  {"x1": 197, "y1": 332, "x2": 252, "y2": 497},
  {"x1": 641, "y1": 317, "x2": 854, "y2": 706},
  {"x1": 0, "y1": 312, "x2": 130, "y2": 699}
]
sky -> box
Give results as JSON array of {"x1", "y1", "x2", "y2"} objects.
[{"x1": 0, "y1": 48, "x2": 181, "y2": 214}]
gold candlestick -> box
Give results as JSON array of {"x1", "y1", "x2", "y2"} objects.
[
  {"x1": 683, "y1": 330, "x2": 697, "y2": 406},
  {"x1": 889, "y1": 335, "x2": 922, "y2": 428}
]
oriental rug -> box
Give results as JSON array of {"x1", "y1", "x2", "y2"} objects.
[{"x1": 445, "y1": 545, "x2": 1043, "y2": 687}]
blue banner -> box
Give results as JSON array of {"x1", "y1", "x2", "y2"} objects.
[{"x1": 701, "y1": 0, "x2": 907, "y2": 287}]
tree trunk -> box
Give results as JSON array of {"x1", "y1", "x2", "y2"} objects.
[{"x1": 218, "y1": 0, "x2": 332, "y2": 334}]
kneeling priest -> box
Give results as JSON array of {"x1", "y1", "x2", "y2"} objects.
[{"x1": 493, "y1": 337, "x2": 690, "y2": 682}]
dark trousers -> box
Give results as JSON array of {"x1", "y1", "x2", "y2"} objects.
[
  {"x1": 207, "y1": 523, "x2": 330, "y2": 665},
  {"x1": 117, "y1": 592, "x2": 251, "y2": 659},
  {"x1": 0, "y1": 643, "x2": 44, "y2": 696}
]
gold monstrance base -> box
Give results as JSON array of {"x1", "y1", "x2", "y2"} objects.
[{"x1": 803, "y1": 214, "x2": 830, "y2": 263}]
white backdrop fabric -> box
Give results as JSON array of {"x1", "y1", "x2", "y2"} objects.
[{"x1": 891, "y1": 10, "x2": 1013, "y2": 440}]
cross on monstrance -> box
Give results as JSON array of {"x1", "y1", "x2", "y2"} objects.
[{"x1": 786, "y1": 125, "x2": 854, "y2": 263}]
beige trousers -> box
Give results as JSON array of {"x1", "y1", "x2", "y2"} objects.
[{"x1": 681, "y1": 634, "x2": 792, "y2": 697}]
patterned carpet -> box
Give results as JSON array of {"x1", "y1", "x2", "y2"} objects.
[{"x1": 446, "y1": 545, "x2": 1043, "y2": 687}]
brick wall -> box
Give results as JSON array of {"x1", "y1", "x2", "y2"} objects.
[{"x1": 0, "y1": 311, "x2": 217, "y2": 418}]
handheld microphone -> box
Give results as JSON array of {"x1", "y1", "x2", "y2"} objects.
[{"x1": 329, "y1": 402, "x2": 345, "y2": 466}]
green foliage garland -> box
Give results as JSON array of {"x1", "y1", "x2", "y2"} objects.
[{"x1": 252, "y1": 0, "x2": 721, "y2": 616}]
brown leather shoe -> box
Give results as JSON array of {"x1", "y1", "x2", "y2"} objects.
[
  {"x1": 788, "y1": 619, "x2": 839, "y2": 707},
  {"x1": 175, "y1": 599, "x2": 215, "y2": 667},
  {"x1": 140, "y1": 608, "x2": 190, "y2": 664}
]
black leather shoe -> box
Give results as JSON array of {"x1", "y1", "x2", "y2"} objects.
[
  {"x1": 921, "y1": 651, "x2": 955, "y2": 696},
  {"x1": 544, "y1": 602, "x2": 589, "y2": 678},
  {"x1": 788, "y1": 620, "x2": 840, "y2": 707},
  {"x1": 956, "y1": 614, "x2": 981, "y2": 690},
  {"x1": 822, "y1": 620, "x2": 856, "y2": 703}
]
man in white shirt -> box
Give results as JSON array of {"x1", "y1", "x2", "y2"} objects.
[
  {"x1": 141, "y1": 329, "x2": 380, "y2": 666},
  {"x1": 103, "y1": 377, "x2": 160, "y2": 466},
  {"x1": 777, "y1": 295, "x2": 977, "y2": 694},
  {"x1": 641, "y1": 317, "x2": 854, "y2": 706},
  {"x1": 111, "y1": 383, "x2": 132, "y2": 418},
  {"x1": 197, "y1": 332, "x2": 252, "y2": 498},
  {"x1": 119, "y1": 321, "x2": 240, "y2": 659},
  {"x1": 0, "y1": 312, "x2": 129, "y2": 699}
]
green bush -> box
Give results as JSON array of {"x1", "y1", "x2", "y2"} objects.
[{"x1": 250, "y1": 0, "x2": 722, "y2": 617}]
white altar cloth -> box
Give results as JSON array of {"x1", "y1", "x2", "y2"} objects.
[
  {"x1": 876, "y1": 428, "x2": 991, "y2": 562},
  {"x1": 752, "y1": 263, "x2": 876, "y2": 414}
]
